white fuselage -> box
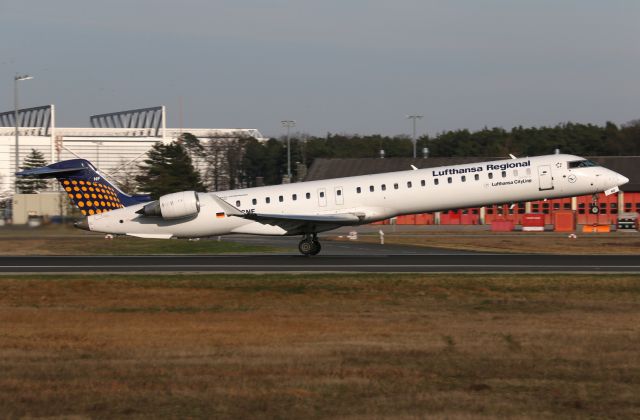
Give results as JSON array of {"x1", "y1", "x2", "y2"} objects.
[{"x1": 85, "y1": 154, "x2": 628, "y2": 238}]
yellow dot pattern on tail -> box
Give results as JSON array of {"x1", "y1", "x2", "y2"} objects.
[{"x1": 61, "y1": 179, "x2": 125, "y2": 215}]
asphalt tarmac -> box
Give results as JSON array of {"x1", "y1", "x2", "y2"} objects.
[{"x1": 1, "y1": 253, "x2": 638, "y2": 274}]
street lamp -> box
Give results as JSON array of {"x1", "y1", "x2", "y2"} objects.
[
  {"x1": 407, "y1": 115, "x2": 423, "y2": 159},
  {"x1": 14, "y1": 74, "x2": 34, "y2": 193},
  {"x1": 281, "y1": 120, "x2": 296, "y2": 180}
]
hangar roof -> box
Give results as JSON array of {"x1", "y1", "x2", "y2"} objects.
[{"x1": 305, "y1": 156, "x2": 640, "y2": 192}]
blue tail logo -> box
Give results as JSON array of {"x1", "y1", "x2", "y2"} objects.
[{"x1": 16, "y1": 159, "x2": 150, "y2": 216}]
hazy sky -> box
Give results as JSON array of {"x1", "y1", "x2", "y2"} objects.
[{"x1": 1, "y1": 0, "x2": 639, "y2": 137}]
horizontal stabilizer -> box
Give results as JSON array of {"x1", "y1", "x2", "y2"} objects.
[{"x1": 16, "y1": 164, "x2": 86, "y2": 178}]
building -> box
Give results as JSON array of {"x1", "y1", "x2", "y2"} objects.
[
  {"x1": 0, "y1": 105, "x2": 266, "y2": 195},
  {"x1": 305, "y1": 156, "x2": 640, "y2": 226}
]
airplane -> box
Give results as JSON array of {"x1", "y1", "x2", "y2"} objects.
[{"x1": 16, "y1": 153, "x2": 629, "y2": 255}]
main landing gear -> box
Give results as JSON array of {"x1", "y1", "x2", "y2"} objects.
[{"x1": 298, "y1": 233, "x2": 321, "y2": 256}]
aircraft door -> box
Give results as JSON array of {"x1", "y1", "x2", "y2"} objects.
[
  {"x1": 538, "y1": 165, "x2": 554, "y2": 191},
  {"x1": 318, "y1": 188, "x2": 327, "y2": 207},
  {"x1": 335, "y1": 186, "x2": 344, "y2": 205}
]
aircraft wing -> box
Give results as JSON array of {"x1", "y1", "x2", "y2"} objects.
[
  {"x1": 244, "y1": 212, "x2": 364, "y2": 234},
  {"x1": 211, "y1": 194, "x2": 364, "y2": 233}
]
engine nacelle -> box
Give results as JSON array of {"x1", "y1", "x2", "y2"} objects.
[{"x1": 137, "y1": 191, "x2": 200, "y2": 220}]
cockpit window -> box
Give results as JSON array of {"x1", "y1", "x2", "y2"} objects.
[{"x1": 568, "y1": 160, "x2": 598, "y2": 169}]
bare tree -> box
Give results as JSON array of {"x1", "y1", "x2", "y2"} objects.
[{"x1": 109, "y1": 158, "x2": 142, "y2": 195}]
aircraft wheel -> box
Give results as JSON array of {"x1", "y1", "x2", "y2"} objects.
[
  {"x1": 309, "y1": 240, "x2": 322, "y2": 256},
  {"x1": 590, "y1": 204, "x2": 600, "y2": 214},
  {"x1": 298, "y1": 239, "x2": 315, "y2": 256}
]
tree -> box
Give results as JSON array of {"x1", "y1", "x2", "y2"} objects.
[
  {"x1": 16, "y1": 149, "x2": 48, "y2": 194},
  {"x1": 136, "y1": 142, "x2": 204, "y2": 199}
]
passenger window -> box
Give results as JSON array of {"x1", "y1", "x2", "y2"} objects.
[
  {"x1": 252, "y1": 198, "x2": 257, "y2": 205},
  {"x1": 461, "y1": 176, "x2": 466, "y2": 182},
  {"x1": 306, "y1": 192, "x2": 311, "y2": 199},
  {"x1": 526, "y1": 168, "x2": 531, "y2": 175},
  {"x1": 266, "y1": 197, "x2": 270, "y2": 204},
  {"x1": 356, "y1": 187, "x2": 361, "y2": 194},
  {"x1": 394, "y1": 183, "x2": 399, "y2": 189},
  {"x1": 407, "y1": 181, "x2": 412, "y2": 188},
  {"x1": 381, "y1": 184, "x2": 386, "y2": 191},
  {"x1": 434, "y1": 179, "x2": 439, "y2": 185},
  {"x1": 279, "y1": 195, "x2": 283, "y2": 202},
  {"x1": 370, "y1": 186, "x2": 374, "y2": 192},
  {"x1": 337, "y1": 190, "x2": 342, "y2": 196},
  {"x1": 320, "y1": 191, "x2": 325, "y2": 198},
  {"x1": 292, "y1": 194, "x2": 297, "y2": 201},
  {"x1": 488, "y1": 173, "x2": 494, "y2": 179},
  {"x1": 421, "y1": 180, "x2": 426, "y2": 186},
  {"x1": 447, "y1": 177, "x2": 452, "y2": 184},
  {"x1": 236, "y1": 200, "x2": 241, "y2": 207},
  {"x1": 513, "y1": 170, "x2": 518, "y2": 177},
  {"x1": 474, "y1": 174, "x2": 479, "y2": 181},
  {"x1": 501, "y1": 171, "x2": 507, "y2": 178}
]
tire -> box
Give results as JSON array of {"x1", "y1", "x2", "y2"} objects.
[
  {"x1": 590, "y1": 205, "x2": 599, "y2": 215},
  {"x1": 309, "y1": 240, "x2": 322, "y2": 256},
  {"x1": 298, "y1": 239, "x2": 314, "y2": 255}
]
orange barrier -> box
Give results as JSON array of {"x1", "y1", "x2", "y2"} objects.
[{"x1": 581, "y1": 224, "x2": 611, "y2": 233}]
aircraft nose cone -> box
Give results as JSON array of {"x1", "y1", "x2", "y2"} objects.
[
  {"x1": 617, "y1": 174, "x2": 629, "y2": 186},
  {"x1": 74, "y1": 218, "x2": 90, "y2": 231}
]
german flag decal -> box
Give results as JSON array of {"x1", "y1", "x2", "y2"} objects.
[{"x1": 216, "y1": 212, "x2": 225, "y2": 218}]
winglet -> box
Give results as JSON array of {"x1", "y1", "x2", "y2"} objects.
[
  {"x1": 509, "y1": 154, "x2": 517, "y2": 159},
  {"x1": 211, "y1": 195, "x2": 244, "y2": 217},
  {"x1": 410, "y1": 165, "x2": 418, "y2": 170}
]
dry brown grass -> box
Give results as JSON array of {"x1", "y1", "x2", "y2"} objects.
[
  {"x1": 341, "y1": 232, "x2": 640, "y2": 254},
  {"x1": 0, "y1": 236, "x2": 274, "y2": 255},
  {"x1": 1, "y1": 274, "x2": 639, "y2": 419}
]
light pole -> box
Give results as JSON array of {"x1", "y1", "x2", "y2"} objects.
[
  {"x1": 407, "y1": 115, "x2": 423, "y2": 159},
  {"x1": 14, "y1": 74, "x2": 34, "y2": 193},
  {"x1": 281, "y1": 120, "x2": 296, "y2": 180}
]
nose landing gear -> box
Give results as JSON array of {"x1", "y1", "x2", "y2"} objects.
[
  {"x1": 590, "y1": 194, "x2": 600, "y2": 214},
  {"x1": 298, "y1": 233, "x2": 321, "y2": 256}
]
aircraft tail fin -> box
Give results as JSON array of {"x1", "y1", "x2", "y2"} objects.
[{"x1": 16, "y1": 159, "x2": 151, "y2": 216}]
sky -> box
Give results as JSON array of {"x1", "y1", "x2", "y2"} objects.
[{"x1": 1, "y1": 0, "x2": 639, "y2": 138}]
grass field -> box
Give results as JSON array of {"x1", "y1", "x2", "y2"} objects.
[
  {"x1": 0, "y1": 231, "x2": 277, "y2": 255},
  {"x1": 2, "y1": 224, "x2": 639, "y2": 255},
  {"x1": 1, "y1": 274, "x2": 639, "y2": 418}
]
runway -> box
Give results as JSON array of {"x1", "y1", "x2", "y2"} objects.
[{"x1": 1, "y1": 254, "x2": 639, "y2": 273}]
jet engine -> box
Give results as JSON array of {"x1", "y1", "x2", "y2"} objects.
[{"x1": 136, "y1": 191, "x2": 200, "y2": 220}]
